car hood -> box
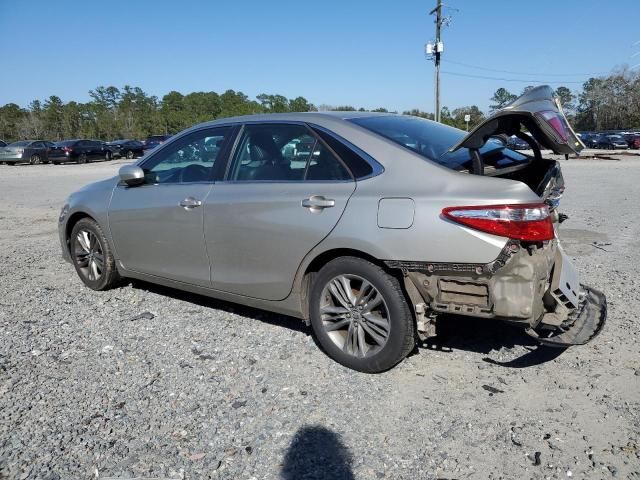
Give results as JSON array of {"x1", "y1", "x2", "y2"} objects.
[{"x1": 450, "y1": 85, "x2": 584, "y2": 155}]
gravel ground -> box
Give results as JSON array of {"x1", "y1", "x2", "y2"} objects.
[{"x1": 0, "y1": 156, "x2": 639, "y2": 480}]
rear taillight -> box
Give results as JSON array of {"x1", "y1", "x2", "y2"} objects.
[
  {"x1": 15, "y1": 148, "x2": 24, "y2": 154},
  {"x1": 442, "y1": 203, "x2": 554, "y2": 241},
  {"x1": 536, "y1": 110, "x2": 570, "y2": 143},
  {"x1": 63, "y1": 146, "x2": 72, "y2": 152}
]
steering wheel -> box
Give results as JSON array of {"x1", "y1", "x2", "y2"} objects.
[{"x1": 178, "y1": 163, "x2": 210, "y2": 183}]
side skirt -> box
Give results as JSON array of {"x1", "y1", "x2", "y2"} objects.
[{"x1": 117, "y1": 264, "x2": 306, "y2": 321}]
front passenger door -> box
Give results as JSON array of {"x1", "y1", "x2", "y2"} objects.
[{"x1": 108, "y1": 127, "x2": 232, "y2": 286}]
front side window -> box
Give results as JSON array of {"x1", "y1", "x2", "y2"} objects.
[
  {"x1": 142, "y1": 127, "x2": 230, "y2": 184},
  {"x1": 229, "y1": 124, "x2": 351, "y2": 182}
]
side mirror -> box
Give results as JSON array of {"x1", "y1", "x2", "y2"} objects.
[{"x1": 119, "y1": 164, "x2": 145, "y2": 186}]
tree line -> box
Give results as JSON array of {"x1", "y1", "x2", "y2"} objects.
[{"x1": 1, "y1": 67, "x2": 638, "y2": 142}]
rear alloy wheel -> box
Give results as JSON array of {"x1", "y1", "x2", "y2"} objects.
[
  {"x1": 70, "y1": 218, "x2": 120, "y2": 290},
  {"x1": 309, "y1": 256, "x2": 415, "y2": 373},
  {"x1": 126, "y1": 150, "x2": 134, "y2": 160},
  {"x1": 29, "y1": 154, "x2": 41, "y2": 165},
  {"x1": 78, "y1": 153, "x2": 88, "y2": 164},
  {"x1": 105, "y1": 151, "x2": 112, "y2": 161}
]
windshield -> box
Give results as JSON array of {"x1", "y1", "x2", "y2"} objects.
[
  {"x1": 9, "y1": 141, "x2": 30, "y2": 147},
  {"x1": 349, "y1": 115, "x2": 528, "y2": 171}
]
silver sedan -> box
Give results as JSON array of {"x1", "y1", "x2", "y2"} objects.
[{"x1": 58, "y1": 86, "x2": 606, "y2": 372}]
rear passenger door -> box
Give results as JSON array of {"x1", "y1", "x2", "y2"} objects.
[{"x1": 205, "y1": 123, "x2": 356, "y2": 301}]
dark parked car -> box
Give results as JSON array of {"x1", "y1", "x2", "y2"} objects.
[
  {"x1": 0, "y1": 140, "x2": 58, "y2": 165},
  {"x1": 596, "y1": 134, "x2": 628, "y2": 150},
  {"x1": 621, "y1": 132, "x2": 640, "y2": 149},
  {"x1": 106, "y1": 139, "x2": 145, "y2": 159},
  {"x1": 578, "y1": 133, "x2": 598, "y2": 148},
  {"x1": 51, "y1": 139, "x2": 108, "y2": 164},
  {"x1": 506, "y1": 136, "x2": 529, "y2": 150},
  {"x1": 143, "y1": 135, "x2": 171, "y2": 151}
]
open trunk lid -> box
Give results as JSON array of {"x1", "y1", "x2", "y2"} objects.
[{"x1": 450, "y1": 85, "x2": 584, "y2": 156}]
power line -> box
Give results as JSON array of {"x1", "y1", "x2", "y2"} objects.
[
  {"x1": 443, "y1": 59, "x2": 608, "y2": 77},
  {"x1": 441, "y1": 70, "x2": 587, "y2": 84}
]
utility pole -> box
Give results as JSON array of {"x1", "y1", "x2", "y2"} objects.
[
  {"x1": 431, "y1": 0, "x2": 442, "y2": 122},
  {"x1": 426, "y1": 0, "x2": 455, "y2": 123}
]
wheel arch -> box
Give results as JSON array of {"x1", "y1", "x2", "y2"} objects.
[
  {"x1": 298, "y1": 247, "x2": 404, "y2": 323},
  {"x1": 64, "y1": 212, "x2": 97, "y2": 253}
]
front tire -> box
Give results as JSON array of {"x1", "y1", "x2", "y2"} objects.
[
  {"x1": 126, "y1": 150, "x2": 134, "y2": 160},
  {"x1": 70, "y1": 218, "x2": 120, "y2": 290},
  {"x1": 309, "y1": 257, "x2": 415, "y2": 373},
  {"x1": 29, "y1": 154, "x2": 41, "y2": 165}
]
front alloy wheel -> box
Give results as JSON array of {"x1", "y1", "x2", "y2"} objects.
[
  {"x1": 70, "y1": 218, "x2": 120, "y2": 290},
  {"x1": 73, "y1": 229, "x2": 104, "y2": 282},
  {"x1": 309, "y1": 256, "x2": 415, "y2": 373}
]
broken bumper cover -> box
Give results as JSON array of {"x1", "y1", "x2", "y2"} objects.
[{"x1": 526, "y1": 285, "x2": 607, "y2": 347}]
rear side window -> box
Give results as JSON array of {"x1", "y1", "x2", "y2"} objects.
[
  {"x1": 350, "y1": 115, "x2": 527, "y2": 172},
  {"x1": 311, "y1": 127, "x2": 375, "y2": 179}
]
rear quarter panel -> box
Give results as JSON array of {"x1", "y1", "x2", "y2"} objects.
[{"x1": 300, "y1": 120, "x2": 541, "y2": 266}]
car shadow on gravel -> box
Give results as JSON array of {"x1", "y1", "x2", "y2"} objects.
[
  {"x1": 129, "y1": 279, "x2": 310, "y2": 334},
  {"x1": 129, "y1": 280, "x2": 566, "y2": 369},
  {"x1": 416, "y1": 313, "x2": 567, "y2": 368},
  {"x1": 281, "y1": 425, "x2": 355, "y2": 480}
]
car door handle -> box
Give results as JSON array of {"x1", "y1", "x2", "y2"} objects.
[
  {"x1": 302, "y1": 195, "x2": 335, "y2": 210},
  {"x1": 179, "y1": 197, "x2": 202, "y2": 209}
]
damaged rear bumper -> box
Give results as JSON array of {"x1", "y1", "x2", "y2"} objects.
[
  {"x1": 526, "y1": 285, "x2": 607, "y2": 347},
  {"x1": 386, "y1": 239, "x2": 607, "y2": 347}
]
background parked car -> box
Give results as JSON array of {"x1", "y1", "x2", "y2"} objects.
[
  {"x1": 621, "y1": 132, "x2": 640, "y2": 149},
  {"x1": 0, "y1": 140, "x2": 58, "y2": 165},
  {"x1": 596, "y1": 134, "x2": 629, "y2": 150},
  {"x1": 578, "y1": 133, "x2": 599, "y2": 148},
  {"x1": 142, "y1": 135, "x2": 171, "y2": 152},
  {"x1": 0, "y1": 140, "x2": 6, "y2": 147},
  {"x1": 51, "y1": 139, "x2": 108, "y2": 164},
  {"x1": 106, "y1": 139, "x2": 145, "y2": 159},
  {"x1": 506, "y1": 135, "x2": 529, "y2": 150}
]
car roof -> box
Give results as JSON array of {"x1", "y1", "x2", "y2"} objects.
[{"x1": 193, "y1": 111, "x2": 393, "y2": 129}]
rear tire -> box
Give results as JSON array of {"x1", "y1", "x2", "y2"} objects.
[
  {"x1": 69, "y1": 218, "x2": 121, "y2": 291},
  {"x1": 309, "y1": 256, "x2": 415, "y2": 373},
  {"x1": 78, "y1": 153, "x2": 88, "y2": 164},
  {"x1": 105, "y1": 151, "x2": 112, "y2": 161},
  {"x1": 29, "y1": 154, "x2": 41, "y2": 165},
  {"x1": 126, "y1": 150, "x2": 134, "y2": 160}
]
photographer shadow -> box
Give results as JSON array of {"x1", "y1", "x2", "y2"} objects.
[{"x1": 281, "y1": 426, "x2": 355, "y2": 480}]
